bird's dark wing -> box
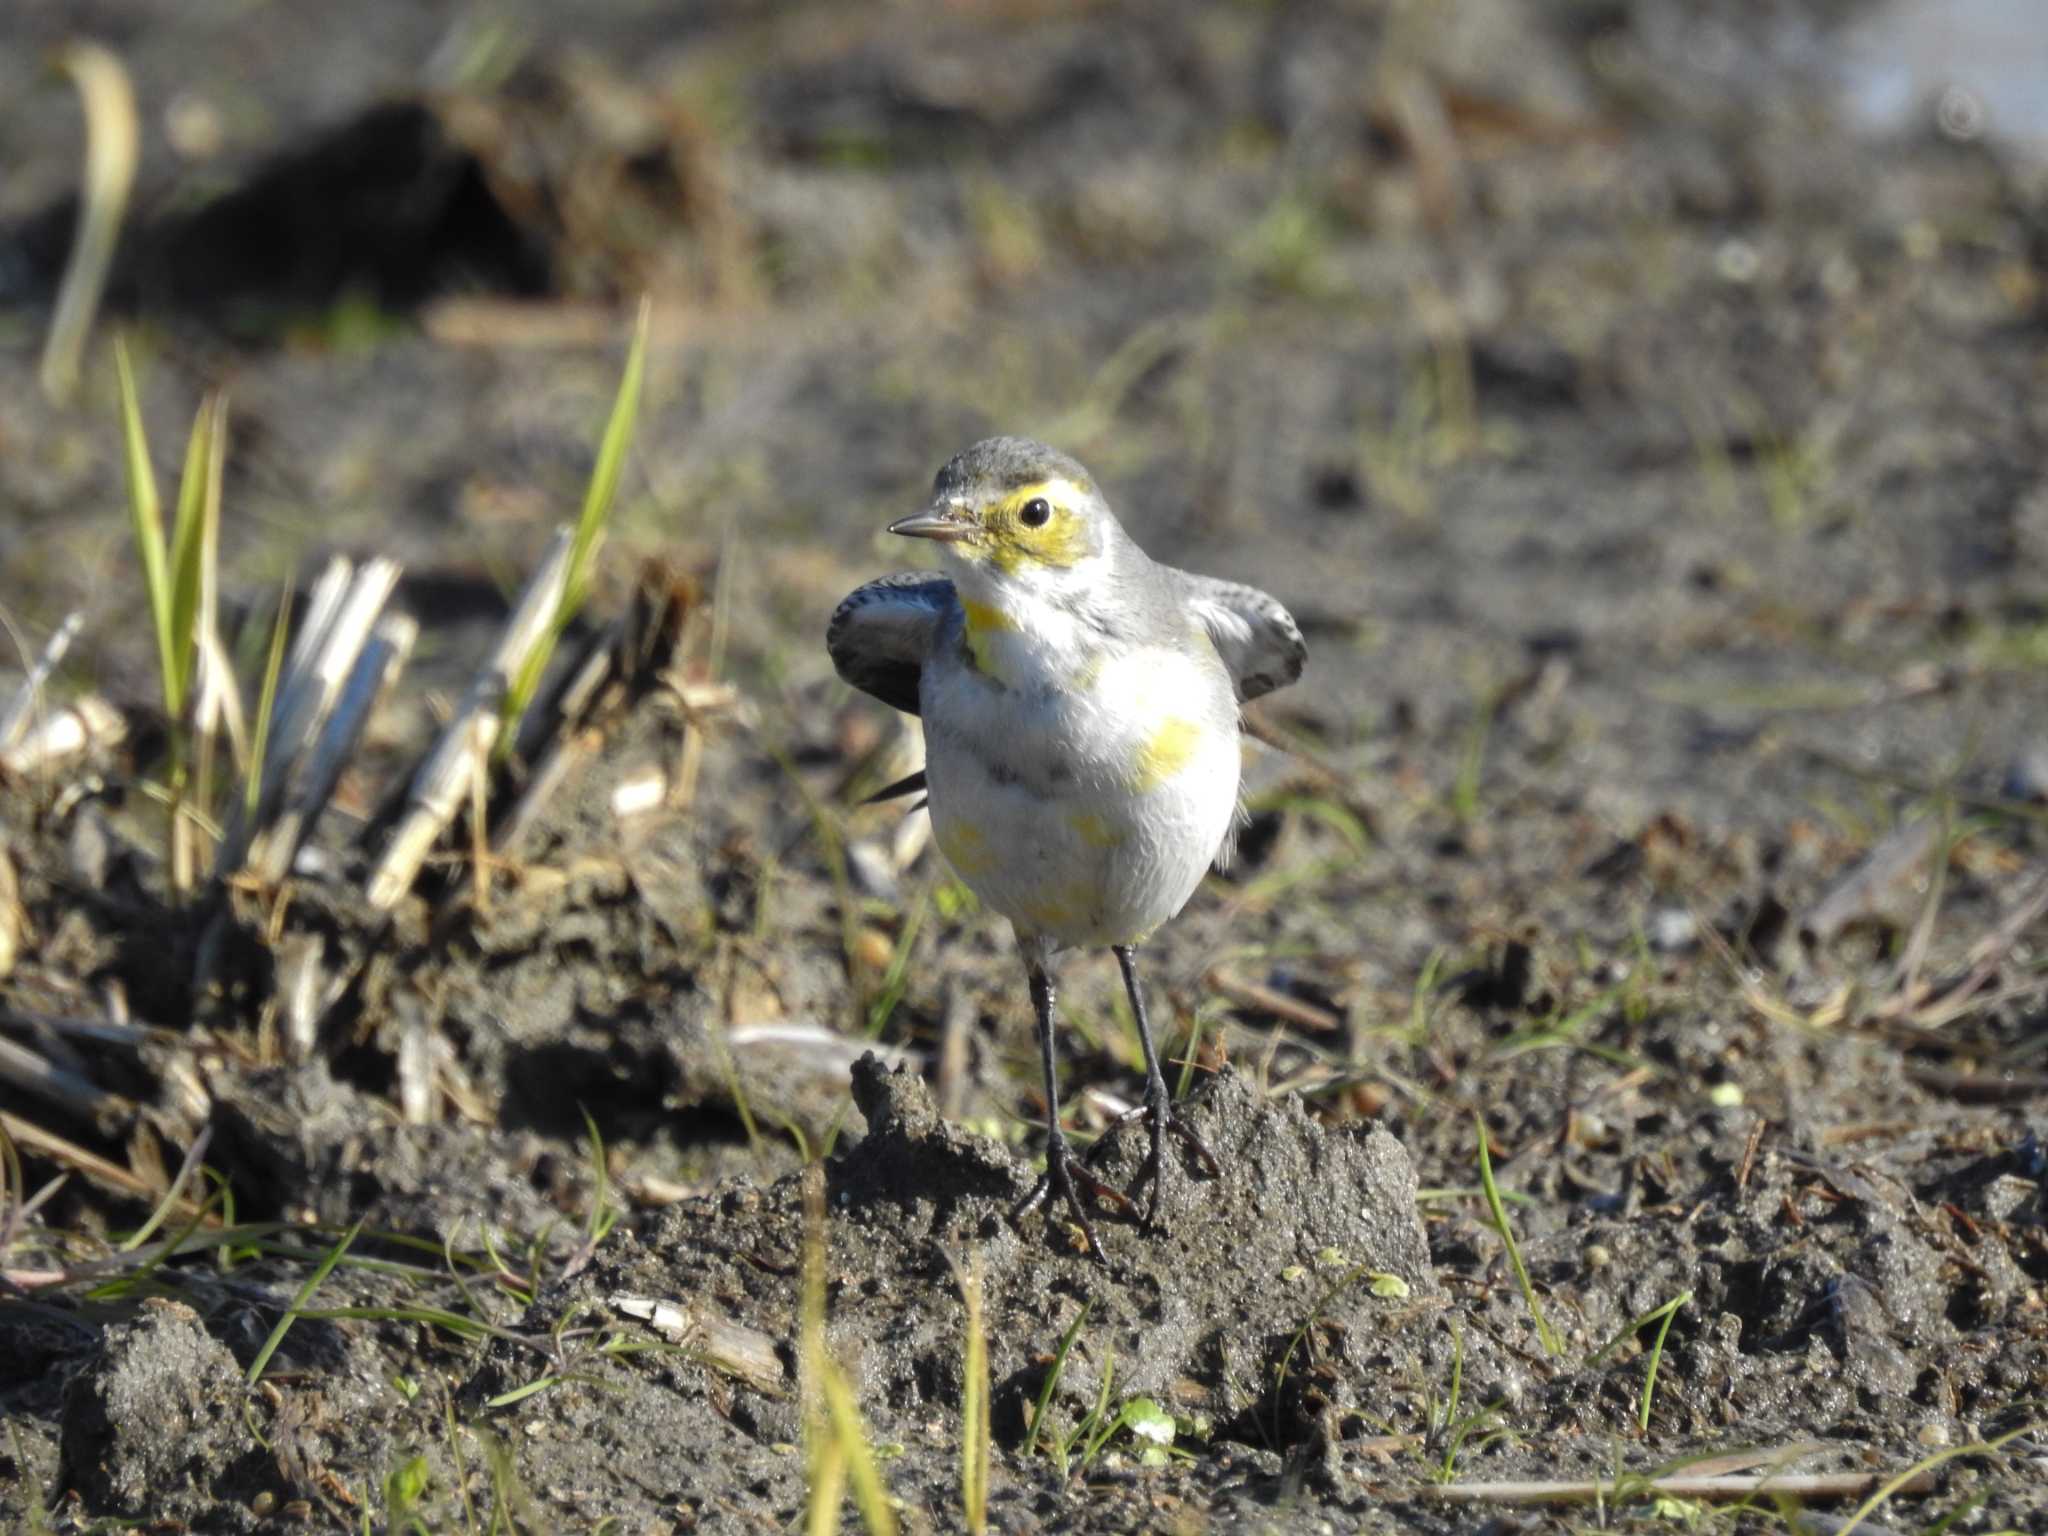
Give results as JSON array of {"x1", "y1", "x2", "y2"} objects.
[
  {"x1": 826, "y1": 572, "x2": 955, "y2": 716},
  {"x1": 862, "y1": 768, "x2": 927, "y2": 807},
  {"x1": 1180, "y1": 573, "x2": 1307, "y2": 703}
]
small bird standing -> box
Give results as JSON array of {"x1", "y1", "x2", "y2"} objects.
[{"x1": 828, "y1": 437, "x2": 1306, "y2": 1260}]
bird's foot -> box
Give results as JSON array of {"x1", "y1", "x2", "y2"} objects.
[
  {"x1": 1085, "y1": 1088, "x2": 1221, "y2": 1231},
  {"x1": 1013, "y1": 1136, "x2": 1132, "y2": 1266}
]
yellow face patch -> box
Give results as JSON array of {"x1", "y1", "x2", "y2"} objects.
[
  {"x1": 954, "y1": 479, "x2": 1095, "y2": 573},
  {"x1": 1129, "y1": 716, "x2": 1202, "y2": 792}
]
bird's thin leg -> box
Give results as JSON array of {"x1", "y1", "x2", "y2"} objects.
[
  {"x1": 1088, "y1": 944, "x2": 1221, "y2": 1229},
  {"x1": 1010, "y1": 958, "x2": 1132, "y2": 1263}
]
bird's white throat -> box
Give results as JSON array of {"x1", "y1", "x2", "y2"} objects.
[{"x1": 951, "y1": 567, "x2": 1103, "y2": 685}]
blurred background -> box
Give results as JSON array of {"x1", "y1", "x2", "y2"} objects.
[
  {"x1": 2, "y1": 0, "x2": 2046, "y2": 822},
  {"x1": 5, "y1": 9, "x2": 2048, "y2": 1524}
]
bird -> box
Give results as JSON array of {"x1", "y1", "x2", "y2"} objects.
[{"x1": 828, "y1": 436, "x2": 1306, "y2": 1261}]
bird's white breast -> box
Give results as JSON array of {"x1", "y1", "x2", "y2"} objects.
[{"x1": 921, "y1": 598, "x2": 1240, "y2": 950}]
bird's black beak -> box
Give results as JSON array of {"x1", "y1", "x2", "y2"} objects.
[{"x1": 888, "y1": 503, "x2": 976, "y2": 543}]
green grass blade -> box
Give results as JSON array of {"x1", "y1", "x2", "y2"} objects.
[
  {"x1": 1836, "y1": 1423, "x2": 2038, "y2": 1536},
  {"x1": 86, "y1": 1182, "x2": 226, "y2": 1301},
  {"x1": 864, "y1": 879, "x2": 932, "y2": 1038},
  {"x1": 1068, "y1": 1346, "x2": 1116, "y2": 1467},
  {"x1": 114, "y1": 336, "x2": 177, "y2": 717},
  {"x1": 1638, "y1": 1291, "x2": 1688, "y2": 1431},
  {"x1": 116, "y1": 1127, "x2": 212, "y2": 1253},
  {"x1": 1272, "y1": 1261, "x2": 1372, "y2": 1445},
  {"x1": 246, "y1": 1218, "x2": 361, "y2": 1384},
  {"x1": 1587, "y1": 1289, "x2": 1693, "y2": 1369},
  {"x1": 1474, "y1": 1114, "x2": 1561, "y2": 1356},
  {"x1": 959, "y1": 1258, "x2": 988, "y2": 1534},
  {"x1": 1025, "y1": 1301, "x2": 1089, "y2": 1464},
  {"x1": 820, "y1": 1360, "x2": 897, "y2": 1535},
  {"x1": 483, "y1": 1374, "x2": 564, "y2": 1409},
  {"x1": 565, "y1": 296, "x2": 650, "y2": 616},
  {"x1": 579, "y1": 1106, "x2": 618, "y2": 1250},
  {"x1": 166, "y1": 394, "x2": 219, "y2": 713},
  {"x1": 806, "y1": 1437, "x2": 846, "y2": 1536},
  {"x1": 499, "y1": 297, "x2": 651, "y2": 751},
  {"x1": 293, "y1": 1306, "x2": 497, "y2": 1343}
]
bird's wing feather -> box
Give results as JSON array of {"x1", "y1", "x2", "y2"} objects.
[
  {"x1": 1179, "y1": 573, "x2": 1307, "y2": 703},
  {"x1": 827, "y1": 572, "x2": 955, "y2": 716}
]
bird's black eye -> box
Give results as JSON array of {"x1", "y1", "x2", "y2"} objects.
[{"x1": 1019, "y1": 497, "x2": 1052, "y2": 527}]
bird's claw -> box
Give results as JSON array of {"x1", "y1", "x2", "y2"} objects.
[
  {"x1": 1085, "y1": 1092, "x2": 1220, "y2": 1231},
  {"x1": 1013, "y1": 1140, "x2": 1133, "y2": 1265}
]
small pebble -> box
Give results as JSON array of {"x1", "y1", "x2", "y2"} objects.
[
  {"x1": 1649, "y1": 908, "x2": 1698, "y2": 954},
  {"x1": 2003, "y1": 741, "x2": 2048, "y2": 804},
  {"x1": 851, "y1": 926, "x2": 895, "y2": 971},
  {"x1": 1715, "y1": 238, "x2": 1760, "y2": 283}
]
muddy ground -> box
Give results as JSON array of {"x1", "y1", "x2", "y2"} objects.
[{"x1": 4, "y1": 0, "x2": 2048, "y2": 1530}]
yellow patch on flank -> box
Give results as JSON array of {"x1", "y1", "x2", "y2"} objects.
[
  {"x1": 1129, "y1": 716, "x2": 1202, "y2": 792},
  {"x1": 1018, "y1": 878, "x2": 1101, "y2": 934},
  {"x1": 1066, "y1": 809, "x2": 1124, "y2": 849},
  {"x1": 1018, "y1": 896, "x2": 1075, "y2": 930},
  {"x1": 935, "y1": 817, "x2": 993, "y2": 877}
]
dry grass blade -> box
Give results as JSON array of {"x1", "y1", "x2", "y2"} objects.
[
  {"x1": 0, "y1": 1111, "x2": 209, "y2": 1218},
  {"x1": 0, "y1": 1009, "x2": 162, "y2": 1051},
  {"x1": 1416, "y1": 1469, "x2": 1937, "y2": 1505},
  {"x1": 222, "y1": 557, "x2": 401, "y2": 878},
  {"x1": 0, "y1": 1036, "x2": 131, "y2": 1122},
  {"x1": 0, "y1": 845, "x2": 19, "y2": 981},
  {"x1": 250, "y1": 612, "x2": 416, "y2": 885},
  {"x1": 366, "y1": 531, "x2": 569, "y2": 913},
  {"x1": 0, "y1": 612, "x2": 83, "y2": 751},
  {"x1": 1800, "y1": 816, "x2": 1940, "y2": 950},
  {"x1": 39, "y1": 42, "x2": 137, "y2": 403},
  {"x1": 606, "y1": 1295, "x2": 786, "y2": 1395},
  {"x1": 241, "y1": 578, "x2": 295, "y2": 823},
  {"x1": 1874, "y1": 860, "x2": 2048, "y2": 1029},
  {"x1": 1204, "y1": 965, "x2": 1342, "y2": 1033},
  {"x1": 1887, "y1": 803, "x2": 1951, "y2": 1016}
]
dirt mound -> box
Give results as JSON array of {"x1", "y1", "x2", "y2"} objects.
[
  {"x1": 454, "y1": 1056, "x2": 1437, "y2": 1523},
  {"x1": 59, "y1": 1299, "x2": 263, "y2": 1523}
]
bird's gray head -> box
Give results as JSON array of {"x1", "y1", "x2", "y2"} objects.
[{"x1": 887, "y1": 437, "x2": 1131, "y2": 593}]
